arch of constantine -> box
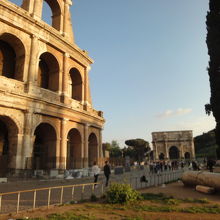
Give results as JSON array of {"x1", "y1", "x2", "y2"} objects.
[
  {"x1": 152, "y1": 130, "x2": 195, "y2": 160},
  {"x1": 0, "y1": 0, "x2": 105, "y2": 176}
]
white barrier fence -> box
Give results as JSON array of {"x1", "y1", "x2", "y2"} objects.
[{"x1": 0, "y1": 169, "x2": 184, "y2": 215}]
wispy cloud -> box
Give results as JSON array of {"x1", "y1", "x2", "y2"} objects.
[
  {"x1": 156, "y1": 108, "x2": 192, "y2": 119},
  {"x1": 172, "y1": 116, "x2": 215, "y2": 136}
]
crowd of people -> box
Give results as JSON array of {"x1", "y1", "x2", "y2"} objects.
[
  {"x1": 148, "y1": 160, "x2": 185, "y2": 174},
  {"x1": 91, "y1": 158, "x2": 217, "y2": 187}
]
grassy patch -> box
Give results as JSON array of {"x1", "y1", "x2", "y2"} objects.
[
  {"x1": 122, "y1": 217, "x2": 144, "y2": 220},
  {"x1": 141, "y1": 193, "x2": 172, "y2": 201},
  {"x1": 181, "y1": 205, "x2": 220, "y2": 214},
  {"x1": 182, "y1": 197, "x2": 209, "y2": 204}
]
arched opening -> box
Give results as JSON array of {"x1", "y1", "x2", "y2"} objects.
[
  {"x1": 33, "y1": 123, "x2": 57, "y2": 170},
  {"x1": 88, "y1": 133, "x2": 98, "y2": 167},
  {"x1": 9, "y1": 0, "x2": 23, "y2": 7},
  {"x1": 0, "y1": 33, "x2": 25, "y2": 81},
  {"x1": 0, "y1": 116, "x2": 19, "y2": 177},
  {"x1": 66, "y1": 128, "x2": 82, "y2": 169},
  {"x1": 184, "y1": 152, "x2": 190, "y2": 160},
  {"x1": 38, "y1": 52, "x2": 59, "y2": 92},
  {"x1": 42, "y1": 0, "x2": 61, "y2": 31},
  {"x1": 42, "y1": 1, "x2": 53, "y2": 26},
  {"x1": 159, "y1": 153, "x2": 165, "y2": 160},
  {"x1": 169, "y1": 146, "x2": 179, "y2": 160},
  {"x1": 69, "y1": 68, "x2": 83, "y2": 101}
]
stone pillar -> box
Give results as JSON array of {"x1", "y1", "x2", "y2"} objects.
[
  {"x1": 61, "y1": 53, "x2": 70, "y2": 103},
  {"x1": 79, "y1": 133, "x2": 84, "y2": 169},
  {"x1": 63, "y1": 0, "x2": 74, "y2": 42},
  {"x1": 99, "y1": 128, "x2": 103, "y2": 158},
  {"x1": 14, "y1": 134, "x2": 24, "y2": 170},
  {"x1": 164, "y1": 140, "x2": 168, "y2": 159},
  {"x1": 180, "y1": 144, "x2": 184, "y2": 159},
  {"x1": 83, "y1": 123, "x2": 89, "y2": 168},
  {"x1": 8, "y1": 134, "x2": 23, "y2": 170},
  {"x1": 191, "y1": 141, "x2": 195, "y2": 159},
  {"x1": 56, "y1": 121, "x2": 61, "y2": 169},
  {"x1": 28, "y1": 35, "x2": 39, "y2": 86},
  {"x1": 32, "y1": 0, "x2": 43, "y2": 20},
  {"x1": 154, "y1": 142, "x2": 159, "y2": 160},
  {"x1": 22, "y1": 111, "x2": 34, "y2": 169},
  {"x1": 21, "y1": 0, "x2": 35, "y2": 14},
  {"x1": 84, "y1": 66, "x2": 89, "y2": 103},
  {"x1": 60, "y1": 118, "x2": 68, "y2": 169}
]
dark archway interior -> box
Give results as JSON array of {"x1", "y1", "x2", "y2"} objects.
[
  {"x1": 0, "y1": 116, "x2": 18, "y2": 176},
  {"x1": 38, "y1": 52, "x2": 59, "y2": 92},
  {"x1": 184, "y1": 152, "x2": 190, "y2": 159},
  {"x1": 88, "y1": 133, "x2": 98, "y2": 167},
  {"x1": 159, "y1": 153, "x2": 164, "y2": 160},
  {"x1": 66, "y1": 128, "x2": 81, "y2": 169},
  {"x1": 0, "y1": 40, "x2": 16, "y2": 79},
  {"x1": 33, "y1": 123, "x2": 56, "y2": 170},
  {"x1": 69, "y1": 68, "x2": 82, "y2": 101},
  {"x1": 169, "y1": 146, "x2": 179, "y2": 160},
  {"x1": 0, "y1": 33, "x2": 25, "y2": 81}
]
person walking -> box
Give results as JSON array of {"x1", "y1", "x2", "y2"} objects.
[
  {"x1": 92, "y1": 161, "x2": 100, "y2": 186},
  {"x1": 103, "y1": 161, "x2": 111, "y2": 187}
]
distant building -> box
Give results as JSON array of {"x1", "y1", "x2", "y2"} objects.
[
  {"x1": 152, "y1": 130, "x2": 195, "y2": 160},
  {"x1": 0, "y1": 0, "x2": 105, "y2": 176}
]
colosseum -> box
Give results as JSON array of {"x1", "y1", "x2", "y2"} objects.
[{"x1": 0, "y1": 0, "x2": 105, "y2": 177}]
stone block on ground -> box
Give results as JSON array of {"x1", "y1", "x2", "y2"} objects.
[
  {"x1": 0, "y1": 178, "x2": 7, "y2": 183},
  {"x1": 49, "y1": 169, "x2": 59, "y2": 178},
  {"x1": 195, "y1": 185, "x2": 215, "y2": 194},
  {"x1": 114, "y1": 167, "x2": 124, "y2": 175}
]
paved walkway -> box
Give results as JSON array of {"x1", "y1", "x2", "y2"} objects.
[{"x1": 0, "y1": 168, "x2": 185, "y2": 214}]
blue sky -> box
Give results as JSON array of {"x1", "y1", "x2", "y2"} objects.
[
  {"x1": 11, "y1": 0, "x2": 216, "y2": 148},
  {"x1": 71, "y1": 0, "x2": 215, "y2": 147}
]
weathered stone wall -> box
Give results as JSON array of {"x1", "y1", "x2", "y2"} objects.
[
  {"x1": 0, "y1": 0, "x2": 105, "y2": 176},
  {"x1": 152, "y1": 130, "x2": 195, "y2": 160}
]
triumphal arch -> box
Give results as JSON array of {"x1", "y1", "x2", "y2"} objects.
[
  {"x1": 152, "y1": 130, "x2": 195, "y2": 160},
  {"x1": 0, "y1": 0, "x2": 105, "y2": 176}
]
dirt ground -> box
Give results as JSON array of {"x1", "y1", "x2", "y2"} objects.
[{"x1": 1, "y1": 181, "x2": 220, "y2": 220}]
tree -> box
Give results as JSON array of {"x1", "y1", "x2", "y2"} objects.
[
  {"x1": 206, "y1": 0, "x2": 220, "y2": 158},
  {"x1": 103, "y1": 140, "x2": 122, "y2": 158},
  {"x1": 122, "y1": 146, "x2": 137, "y2": 159},
  {"x1": 125, "y1": 139, "x2": 151, "y2": 163}
]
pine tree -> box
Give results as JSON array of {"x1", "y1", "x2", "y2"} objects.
[{"x1": 206, "y1": 0, "x2": 220, "y2": 158}]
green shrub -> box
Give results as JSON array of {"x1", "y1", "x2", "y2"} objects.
[
  {"x1": 106, "y1": 183, "x2": 141, "y2": 204},
  {"x1": 90, "y1": 194, "x2": 98, "y2": 202}
]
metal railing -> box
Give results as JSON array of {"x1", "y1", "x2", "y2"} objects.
[
  {"x1": 0, "y1": 182, "x2": 103, "y2": 214},
  {"x1": 0, "y1": 169, "x2": 184, "y2": 215}
]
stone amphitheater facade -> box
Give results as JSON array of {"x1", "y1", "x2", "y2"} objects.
[
  {"x1": 0, "y1": 0, "x2": 105, "y2": 176},
  {"x1": 152, "y1": 130, "x2": 195, "y2": 160}
]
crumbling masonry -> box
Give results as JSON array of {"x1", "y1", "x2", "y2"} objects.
[{"x1": 0, "y1": 0, "x2": 105, "y2": 176}]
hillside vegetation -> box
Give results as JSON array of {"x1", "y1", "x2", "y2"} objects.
[{"x1": 194, "y1": 129, "x2": 218, "y2": 159}]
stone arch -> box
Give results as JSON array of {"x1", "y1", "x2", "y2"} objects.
[
  {"x1": 184, "y1": 152, "x2": 190, "y2": 159},
  {"x1": 42, "y1": 0, "x2": 62, "y2": 31},
  {"x1": 0, "y1": 115, "x2": 19, "y2": 176},
  {"x1": 69, "y1": 68, "x2": 83, "y2": 101},
  {"x1": 159, "y1": 153, "x2": 165, "y2": 160},
  {"x1": 88, "y1": 133, "x2": 98, "y2": 167},
  {"x1": 38, "y1": 52, "x2": 59, "y2": 92},
  {"x1": 169, "y1": 146, "x2": 180, "y2": 160},
  {"x1": 33, "y1": 123, "x2": 57, "y2": 170},
  {"x1": 66, "y1": 128, "x2": 82, "y2": 169},
  {"x1": 0, "y1": 33, "x2": 25, "y2": 81}
]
